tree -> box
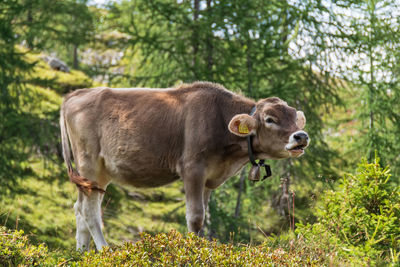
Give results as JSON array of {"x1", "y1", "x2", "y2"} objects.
[
  {"x1": 0, "y1": 0, "x2": 81, "y2": 189},
  {"x1": 17, "y1": 0, "x2": 95, "y2": 69},
  {"x1": 0, "y1": 1, "x2": 37, "y2": 183},
  {"x1": 303, "y1": 0, "x2": 400, "y2": 177}
]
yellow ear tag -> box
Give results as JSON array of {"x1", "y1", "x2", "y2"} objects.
[{"x1": 238, "y1": 123, "x2": 249, "y2": 134}]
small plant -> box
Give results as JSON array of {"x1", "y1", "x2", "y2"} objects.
[
  {"x1": 0, "y1": 227, "x2": 49, "y2": 266},
  {"x1": 297, "y1": 155, "x2": 400, "y2": 265}
]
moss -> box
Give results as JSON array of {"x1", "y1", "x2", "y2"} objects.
[{"x1": 24, "y1": 51, "x2": 94, "y2": 94}]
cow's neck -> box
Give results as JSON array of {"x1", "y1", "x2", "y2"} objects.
[
  {"x1": 247, "y1": 135, "x2": 269, "y2": 158},
  {"x1": 224, "y1": 99, "x2": 258, "y2": 161},
  {"x1": 223, "y1": 94, "x2": 255, "y2": 120},
  {"x1": 226, "y1": 102, "x2": 268, "y2": 162},
  {"x1": 222, "y1": 94, "x2": 274, "y2": 163}
]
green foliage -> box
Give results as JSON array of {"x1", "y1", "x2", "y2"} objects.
[
  {"x1": 27, "y1": 53, "x2": 94, "y2": 93},
  {"x1": 71, "y1": 230, "x2": 332, "y2": 266},
  {"x1": 207, "y1": 169, "x2": 285, "y2": 243},
  {"x1": 19, "y1": 0, "x2": 95, "y2": 68},
  {"x1": 297, "y1": 155, "x2": 400, "y2": 265},
  {"x1": 0, "y1": 227, "x2": 346, "y2": 266},
  {"x1": 0, "y1": 227, "x2": 50, "y2": 266},
  {"x1": 0, "y1": 49, "x2": 92, "y2": 192},
  {"x1": 0, "y1": 173, "x2": 78, "y2": 249},
  {"x1": 306, "y1": 0, "x2": 400, "y2": 176}
]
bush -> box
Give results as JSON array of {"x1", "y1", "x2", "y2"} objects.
[
  {"x1": 296, "y1": 155, "x2": 400, "y2": 265},
  {"x1": 77, "y1": 230, "x2": 329, "y2": 266},
  {"x1": 0, "y1": 227, "x2": 49, "y2": 266},
  {"x1": 1, "y1": 227, "x2": 334, "y2": 266}
]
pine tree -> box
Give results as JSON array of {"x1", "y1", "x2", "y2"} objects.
[
  {"x1": 305, "y1": 0, "x2": 400, "y2": 177},
  {"x1": 0, "y1": 0, "x2": 94, "y2": 188}
]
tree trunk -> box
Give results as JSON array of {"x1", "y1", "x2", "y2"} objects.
[
  {"x1": 246, "y1": 39, "x2": 253, "y2": 97},
  {"x1": 27, "y1": 5, "x2": 33, "y2": 49},
  {"x1": 278, "y1": 177, "x2": 290, "y2": 217},
  {"x1": 367, "y1": 2, "x2": 375, "y2": 161},
  {"x1": 206, "y1": 0, "x2": 213, "y2": 80},
  {"x1": 73, "y1": 44, "x2": 79, "y2": 70},
  {"x1": 234, "y1": 168, "x2": 247, "y2": 218},
  {"x1": 192, "y1": 0, "x2": 200, "y2": 79}
]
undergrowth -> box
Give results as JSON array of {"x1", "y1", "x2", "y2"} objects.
[
  {"x1": 297, "y1": 155, "x2": 400, "y2": 266},
  {"x1": 1, "y1": 227, "x2": 339, "y2": 266}
]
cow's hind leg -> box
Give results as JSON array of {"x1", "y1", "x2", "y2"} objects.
[
  {"x1": 78, "y1": 189, "x2": 108, "y2": 251},
  {"x1": 74, "y1": 191, "x2": 91, "y2": 251}
]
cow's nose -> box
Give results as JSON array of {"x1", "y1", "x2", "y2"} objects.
[{"x1": 294, "y1": 132, "x2": 308, "y2": 143}]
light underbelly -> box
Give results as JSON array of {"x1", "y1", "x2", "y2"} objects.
[{"x1": 123, "y1": 174, "x2": 180, "y2": 188}]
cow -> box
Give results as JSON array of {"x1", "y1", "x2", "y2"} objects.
[{"x1": 60, "y1": 82, "x2": 309, "y2": 251}]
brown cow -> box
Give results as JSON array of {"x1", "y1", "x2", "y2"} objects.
[{"x1": 60, "y1": 82, "x2": 309, "y2": 251}]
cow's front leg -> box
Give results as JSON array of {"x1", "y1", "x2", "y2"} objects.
[{"x1": 183, "y1": 167, "x2": 206, "y2": 234}]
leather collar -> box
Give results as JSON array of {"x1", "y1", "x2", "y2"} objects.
[{"x1": 247, "y1": 106, "x2": 272, "y2": 180}]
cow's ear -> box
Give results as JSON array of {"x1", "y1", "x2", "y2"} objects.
[
  {"x1": 296, "y1": 111, "x2": 306, "y2": 129},
  {"x1": 228, "y1": 114, "x2": 257, "y2": 137}
]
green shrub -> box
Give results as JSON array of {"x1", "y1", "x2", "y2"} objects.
[
  {"x1": 77, "y1": 230, "x2": 329, "y2": 266},
  {"x1": 0, "y1": 227, "x2": 49, "y2": 266},
  {"x1": 0, "y1": 227, "x2": 338, "y2": 266},
  {"x1": 296, "y1": 155, "x2": 400, "y2": 265}
]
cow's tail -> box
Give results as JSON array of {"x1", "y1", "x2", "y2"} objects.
[{"x1": 60, "y1": 104, "x2": 105, "y2": 194}]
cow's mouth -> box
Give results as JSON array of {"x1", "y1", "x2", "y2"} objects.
[
  {"x1": 286, "y1": 144, "x2": 306, "y2": 157},
  {"x1": 289, "y1": 144, "x2": 306, "y2": 151},
  {"x1": 285, "y1": 131, "x2": 310, "y2": 158}
]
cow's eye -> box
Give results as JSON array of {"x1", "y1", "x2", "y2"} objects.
[{"x1": 266, "y1": 117, "x2": 276, "y2": 124}]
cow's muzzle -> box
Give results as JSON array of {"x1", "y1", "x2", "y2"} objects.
[{"x1": 285, "y1": 131, "x2": 310, "y2": 157}]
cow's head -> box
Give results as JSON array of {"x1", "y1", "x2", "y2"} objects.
[{"x1": 228, "y1": 97, "x2": 309, "y2": 159}]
